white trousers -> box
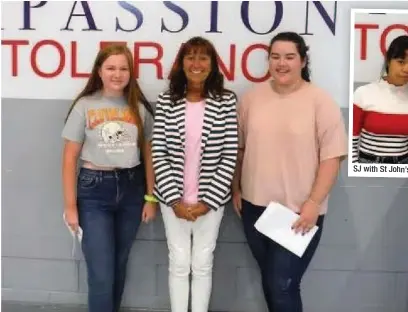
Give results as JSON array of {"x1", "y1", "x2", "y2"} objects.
[{"x1": 160, "y1": 203, "x2": 224, "y2": 312}]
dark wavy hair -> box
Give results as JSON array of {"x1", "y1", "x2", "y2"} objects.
[
  {"x1": 268, "y1": 32, "x2": 311, "y2": 82},
  {"x1": 382, "y1": 35, "x2": 408, "y2": 74},
  {"x1": 168, "y1": 36, "x2": 226, "y2": 101}
]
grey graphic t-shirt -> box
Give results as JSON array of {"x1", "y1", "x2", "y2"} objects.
[{"x1": 62, "y1": 92, "x2": 153, "y2": 168}]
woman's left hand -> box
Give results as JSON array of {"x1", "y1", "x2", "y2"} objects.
[
  {"x1": 142, "y1": 202, "x2": 158, "y2": 223},
  {"x1": 291, "y1": 200, "x2": 319, "y2": 235}
]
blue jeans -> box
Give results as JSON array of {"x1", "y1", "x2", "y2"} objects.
[
  {"x1": 77, "y1": 165, "x2": 145, "y2": 312},
  {"x1": 241, "y1": 199, "x2": 324, "y2": 312}
]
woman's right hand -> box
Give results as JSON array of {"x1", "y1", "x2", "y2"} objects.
[
  {"x1": 64, "y1": 205, "x2": 79, "y2": 232},
  {"x1": 232, "y1": 190, "x2": 242, "y2": 218},
  {"x1": 173, "y1": 202, "x2": 195, "y2": 221}
]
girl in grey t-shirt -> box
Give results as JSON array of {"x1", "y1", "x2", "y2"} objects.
[{"x1": 61, "y1": 44, "x2": 158, "y2": 312}]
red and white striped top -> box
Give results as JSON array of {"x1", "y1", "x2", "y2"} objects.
[{"x1": 352, "y1": 79, "x2": 408, "y2": 162}]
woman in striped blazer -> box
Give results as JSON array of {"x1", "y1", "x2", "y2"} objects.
[{"x1": 151, "y1": 36, "x2": 238, "y2": 312}]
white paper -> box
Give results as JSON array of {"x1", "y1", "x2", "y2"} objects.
[
  {"x1": 63, "y1": 212, "x2": 83, "y2": 258},
  {"x1": 254, "y1": 202, "x2": 319, "y2": 258},
  {"x1": 63, "y1": 212, "x2": 83, "y2": 243}
]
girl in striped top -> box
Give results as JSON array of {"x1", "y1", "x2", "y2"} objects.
[{"x1": 352, "y1": 35, "x2": 408, "y2": 164}]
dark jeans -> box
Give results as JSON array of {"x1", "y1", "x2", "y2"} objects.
[
  {"x1": 77, "y1": 165, "x2": 145, "y2": 312},
  {"x1": 241, "y1": 199, "x2": 324, "y2": 312},
  {"x1": 359, "y1": 151, "x2": 408, "y2": 164}
]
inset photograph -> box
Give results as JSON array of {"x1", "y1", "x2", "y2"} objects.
[{"x1": 348, "y1": 8, "x2": 408, "y2": 178}]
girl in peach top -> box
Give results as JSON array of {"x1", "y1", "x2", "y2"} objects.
[{"x1": 232, "y1": 32, "x2": 347, "y2": 312}]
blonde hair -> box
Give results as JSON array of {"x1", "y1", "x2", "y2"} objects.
[{"x1": 65, "y1": 44, "x2": 149, "y2": 148}]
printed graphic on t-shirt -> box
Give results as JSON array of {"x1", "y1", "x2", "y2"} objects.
[{"x1": 86, "y1": 107, "x2": 137, "y2": 154}]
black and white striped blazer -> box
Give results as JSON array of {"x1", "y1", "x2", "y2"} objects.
[{"x1": 151, "y1": 90, "x2": 238, "y2": 211}]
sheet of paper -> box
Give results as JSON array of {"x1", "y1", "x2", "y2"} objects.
[
  {"x1": 63, "y1": 212, "x2": 83, "y2": 243},
  {"x1": 254, "y1": 201, "x2": 319, "y2": 258}
]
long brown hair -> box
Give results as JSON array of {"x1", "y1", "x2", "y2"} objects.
[
  {"x1": 168, "y1": 36, "x2": 227, "y2": 102},
  {"x1": 65, "y1": 44, "x2": 153, "y2": 148}
]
